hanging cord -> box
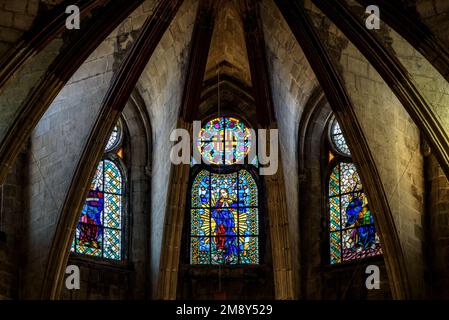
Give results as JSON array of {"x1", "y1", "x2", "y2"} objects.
[
  {"x1": 216, "y1": 60, "x2": 223, "y2": 293},
  {"x1": 217, "y1": 63, "x2": 220, "y2": 118},
  {"x1": 217, "y1": 63, "x2": 223, "y2": 174}
]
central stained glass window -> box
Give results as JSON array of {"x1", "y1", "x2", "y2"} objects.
[
  {"x1": 198, "y1": 117, "x2": 252, "y2": 165},
  {"x1": 328, "y1": 119, "x2": 382, "y2": 264},
  {"x1": 190, "y1": 169, "x2": 259, "y2": 265},
  {"x1": 190, "y1": 116, "x2": 259, "y2": 265},
  {"x1": 71, "y1": 125, "x2": 124, "y2": 260}
]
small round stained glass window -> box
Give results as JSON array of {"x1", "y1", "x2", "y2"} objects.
[
  {"x1": 105, "y1": 125, "x2": 121, "y2": 152},
  {"x1": 198, "y1": 117, "x2": 252, "y2": 165},
  {"x1": 330, "y1": 119, "x2": 351, "y2": 156}
]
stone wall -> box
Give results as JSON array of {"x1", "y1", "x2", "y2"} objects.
[
  {"x1": 0, "y1": 0, "x2": 138, "y2": 159},
  {"x1": 414, "y1": 0, "x2": 449, "y2": 48},
  {"x1": 60, "y1": 259, "x2": 133, "y2": 300},
  {"x1": 345, "y1": 1, "x2": 449, "y2": 150},
  {"x1": 0, "y1": 37, "x2": 64, "y2": 142},
  {"x1": 0, "y1": 0, "x2": 40, "y2": 56},
  {"x1": 0, "y1": 0, "x2": 71, "y2": 142},
  {"x1": 388, "y1": 27, "x2": 449, "y2": 133}
]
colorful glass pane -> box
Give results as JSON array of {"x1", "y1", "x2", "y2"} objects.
[
  {"x1": 191, "y1": 169, "x2": 259, "y2": 265},
  {"x1": 239, "y1": 236, "x2": 259, "y2": 264},
  {"x1": 73, "y1": 128, "x2": 124, "y2": 261},
  {"x1": 191, "y1": 209, "x2": 210, "y2": 236},
  {"x1": 331, "y1": 120, "x2": 351, "y2": 156},
  {"x1": 105, "y1": 125, "x2": 121, "y2": 151},
  {"x1": 211, "y1": 172, "x2": 237, "y2": 207},
  {"x1": 191, "y1": 237, "x2": 210, "y2": 264},
  {"x1": 328, "y1": 162, "x2": 382, "y2": 264},
  {"x1": 330, "y1": 231, "x2": 341, "y2": 264},
  {"x1": 76, "y1": 190, "x2": 104, "y2": 257},
  {"x1": 238, "y1": 170, "x2": 258, "y2": 207},
  {"x1": 340, "y1": 163, "x2": 361, "y2": 194},
  {"x1": 211, "y1": 236, "x2": 238, "y2": 264},
  {"x1": 103, "y1": 228, "x2": 121, "y2": 260},
  {"x1": 239, "y1": 208, "x2": 258, "y2": 236},
  {"x1": 104, "y1": 193, "x2": 121, "y2": 229},
  {"x1": 329, "y1": 164, "x2": 340, "y2": 197},
  {"x1": 198, "y1": 117, "x2": 252, "y2": 165},
  {"x1": 104, "y1": 160, "x2": 122, "y2": 194},
  {"x1": 329, "y1": 197, "x2": 340, "y2": 231},
  {"x1": 191, "y1": 170, "x2": 210, "y2": 208},
  {"x1": 90, "y1": 161, "x2": 103, "y2": 191}
]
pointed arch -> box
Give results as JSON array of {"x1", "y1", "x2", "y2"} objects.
[
  {"x1": 326, "y1": 118, "x2": 382, "y2": 264},
  {"x1": 71, "y1": 124, "x2": 126, "y2": 261}
]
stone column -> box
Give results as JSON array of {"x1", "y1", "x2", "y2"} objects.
[
  {"x1": 425, "y1": 152, "x2": 449, "y2": 298},
  {"x1": 264, "y1": 123, "x2": 296, "y2": 299},
  {"x1": 157, "y1": 119, "x2": 192, "y2": 299}
]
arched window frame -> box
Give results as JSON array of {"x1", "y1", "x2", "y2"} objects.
[
  {"x1": 71, "y1": 119, "x2": 129, "y2": 263},
  {"x1": 186, "y1": 115, "x2": 263, "y2": 266},
  {"x1": 324, "y1": 116, "x2": 382, "y2": 266}
]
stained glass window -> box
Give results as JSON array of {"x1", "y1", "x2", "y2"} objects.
[
  {"x1": 328, "y1": 119, "x2": 382, "y2": 264},
  {"x1": 72, "y1": 125, "x2": 125, "y2": 261},
  {"x1": 191, "y1": 116, "x2": 259, "y2": 265},
  {"x1": 105, "y1": 125, "x2": 121, "y2": 152},
  {"x1": 190, "y1": 169, "x2": 259, "y2": 265},
  {"x1": 198, "y1": 117, "x2": 252, "y2": 165},
  {"x1": 330, "y1": 120, "x2": 351, "y2": 156}
]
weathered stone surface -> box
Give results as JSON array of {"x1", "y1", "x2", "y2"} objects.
[
  {"x1": 260, "y1": 0, "x2": 319, "y2": 297},
  {"x1": 136, "y1": 0, "x2": 198, "y2": 297},
  {"x1": 204, "y1": 0, "x2": 251, "y2": 85},
  {"x1": 0, "y1": 0, "x2": 41, "y2": 56}
]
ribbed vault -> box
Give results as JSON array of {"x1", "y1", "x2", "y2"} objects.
[{"x1": 0, "y1": 0, "x2": 448, "y2": 300}]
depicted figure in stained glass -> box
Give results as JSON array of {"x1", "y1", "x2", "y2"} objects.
[
  {"x1": 211, "y1": 188, "x2": 238, "y2": 263},
  {"x1": 191, "y1": 170, "x2": 258, "y2": 265},
  {"x1": 79, "y1": 190, "x2": 103, "y2": 249},
  {"x1": 345, "y1": 188, "x2": 376, "y2": 253}
]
